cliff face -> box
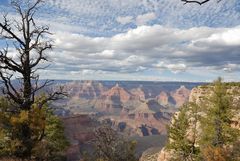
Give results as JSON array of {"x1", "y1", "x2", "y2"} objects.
[
  {"x1": 156, "y1": 84, "x2": 240, "y2": 161},
  {"x1": 61, "y1": 82, "x2": 192, "y2": 138},
  {"x1": 156, "y1": 91, "x2": 169, "y2": 106},
  {"x1": 56, "y1": 81, "x2": 195, "y2": 116},
  {"x1": 64, "y1": 80, "x2": 106, "y2": 99},
  {"x1": 101, "y1": 100, "x2": 171, "y2": 137},
  {"x1": 94, "y1": 84, "x2": 132, "y2": 112},
  {"x1": 156, "y1": 86, "x2": 191, "y2": 107},
  {"x1": 170, "y1": 85, "x2": 191, "y2": 107},
  {"x1": 51, "y1": 81, "x2": 201, "y2": 160},
  {"x1": 130, "y1": 87, "x2": 146, "y2": 101}
]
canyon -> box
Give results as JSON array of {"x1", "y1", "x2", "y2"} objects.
[{"x1": 51, "y1": 80, "x2": 203, "y2": 160}]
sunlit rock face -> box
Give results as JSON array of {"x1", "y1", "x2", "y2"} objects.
[
  {"x1": 64, "y1": 80, "x2": 106, "y2": 99},
  {"x1": 130, "y1": 87, "x2": 146, "y2": 101},
  {"x1": 156, "y1": 91, "x2": 169, "y2": 106},
  {"x1": 95, "y1": 83, "x2": 132, "y2": 112},
  {"x1": 170, "y1": 85, "x2": 191, "y2": 107},
  {"x1": 155, "y1": 86, "x2": 191, "y2": 107}
]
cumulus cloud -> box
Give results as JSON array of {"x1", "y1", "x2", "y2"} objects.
[
  {"x1": 49, "y1": 25, "x2": 240, "y2": 80},
  {"x1": 1, "y1": 0, "x2": 240, "y2": 81},
  {"x1": 155, "y1": 62, "x2": 187, "y2": 73}
]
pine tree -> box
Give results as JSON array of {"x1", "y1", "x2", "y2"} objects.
[
  {"x1": 165, "y1": 78, "x2": 240, "y2": 161},
  {"x1": 199, "y1": 78, "x2": 240, "y2": 161},
  {"x1": 166, "y1": 103, "x2": 201, "y2": 161}
]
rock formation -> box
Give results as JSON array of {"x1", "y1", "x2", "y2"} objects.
[
  {"x1": 64, "y1": 80, "x2": 106, "y2": 99},
  {"x1": 130, "y1": 87, "x2": 146, "y2": 101},
  {"x1": 156, "y1": 91, "x2": 169, "y2": 106},
  {"x1": 102, "y1": 100, "x2": 171, "y2": 137},
  {"x1": 50, "y1": 81, "x2": 201, "y2": 160},
  {"x1": 94, "y1": 83, "x2": 132, "y2": 112},
  {"x1": 170, "y1": 85, "x2": 191, "y2": 107}
]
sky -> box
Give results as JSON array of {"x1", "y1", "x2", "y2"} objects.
[{"x1": 0, "y1": 0, "x2": 240, "y2": 82}]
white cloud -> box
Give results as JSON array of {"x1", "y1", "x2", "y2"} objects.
[
  {"x1": 1, "y1": 0, "x2": 240, "y2": 81},
  {"x1": 223, "y1": 63, "x2": 239, "y2": 72},
  {"x1": 136, "y1": 12, "x2": 156, "y2": 26},
  {"x1": 155, "y1": 62, "x2": 187, "y2": 73},
  {"x1": 166, "y1": 64, "x2": 187, "y2": 73},
  {"x1": 90, "y1": 50, "x2": 117, "y2": 59},
  {"x1": 50, "y1": 25, "x2": 240, "y2": 78},
  {"x1": 116, "y1": 16, "x2": 133, "y2": 25}
]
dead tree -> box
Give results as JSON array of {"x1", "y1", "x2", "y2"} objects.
[
  {"x1": 0, "y1": 0, "x2": 65, "y2": 158},
  {"x1": 0, "y1": 0, "x2": 64, "y2": 111},
  {"x1": 181, "y1": 0, "x2": 222, "y2": 5}
]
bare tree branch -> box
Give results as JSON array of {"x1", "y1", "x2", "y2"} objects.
[
  {"x1": 37, "y1": 86, "x2": 68, "y2": 108},
  {"x1": 181, "y1": 0, "x2": 222, "y2": 5},
  {"x1": 0, "y1": 15, "x2": 25, "y2": 46},
  {"x1": 0, "y1": 0, "x2": 64, "y2": 111},
  {"x1": 0, "y1": 46, "x2": 23, "y2": 73},
  {"x1": 181, "y1": 0, "x2": 210, "y2": 5},
  {"x1": 0, "y1": 72, "x2": 23, "y2": 105}
]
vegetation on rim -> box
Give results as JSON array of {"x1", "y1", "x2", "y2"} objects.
[{"x1": 166, "y1": 78, "x2": 240, "y2": 161}]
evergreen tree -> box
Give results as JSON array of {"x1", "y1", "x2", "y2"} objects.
[
  {"x1": 199, "y1": 78, "x2": 240, "y2": 160},
  {"x1": 166, "y1": 78, "x2": 240, "y2": 161},
  {"x1": 166, "y1": 103, "x2": 201, "y2": 161}
]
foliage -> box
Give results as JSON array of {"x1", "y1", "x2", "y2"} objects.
[
  {"x1": 0, "y1": 0, "x2": 66, "y2": 159},
  {"x1": 202, "y1": 146, "x2": 230, "y2": 161},
  {"x1": 166, "y1": 78, "x2": 240, "y2": 161},
  {"x1": 231, "y1": 141, "x2": 240, "y2": 161},
  {"x1": 82, "y1": 125, "x2": 138, "y2": 161},
  {"x1": 200, "y1": 78, "x2": 239, "y2": 147},
  {"x1": 166, "y1": 103, "x2": 201, "y2": 161},
  {"x1": 0, "y1": 97, "x2": 69, "y2": 160}
]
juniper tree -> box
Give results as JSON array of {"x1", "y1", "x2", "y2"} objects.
[{"x1": 200, "y1": 78, "x2": 238, "y2": 147}]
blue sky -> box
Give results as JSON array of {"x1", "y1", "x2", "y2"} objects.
[{"x1": 0, "y1": 0, "x2": 240, "y2": 82}]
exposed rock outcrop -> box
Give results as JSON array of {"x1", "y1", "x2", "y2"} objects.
[
  {"x1": 102, "y1": 100, "x2": 171, "y2": 137},
  {"x1": 94, "y1": 83, "x2": 132, "y2": 112},
  {"x1": 156, "y1": 91, "x2": 169, "y2": 106},
  {"x1": 130, "y1": 87, "x2": 146, "y2": 101},
  {"x1": 156, "y1": 86, "x2": 191, "y2": 107},
  {"x1": 64, "y1": 80, "x2": 106, "y2": 99},
  {"x1": 170, "y1": 85, "x2": 191, "y2": 107}
]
